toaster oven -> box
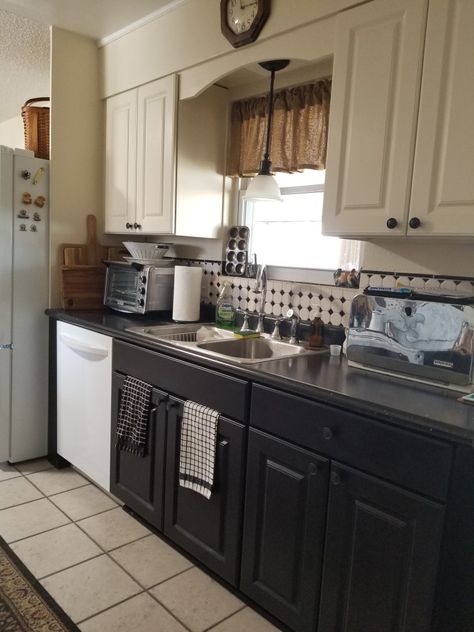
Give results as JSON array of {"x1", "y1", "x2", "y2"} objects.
[
  {"x1": 347, "y1": 288, "x2": 474, "y2": 390},
  {"x1": 104, "y1": 261, "x2": 174, "y2": 314}
]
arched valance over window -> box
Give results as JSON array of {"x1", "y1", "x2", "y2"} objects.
[{"x1": 226, "y1": 78, "x2": 331, "y2": 177}]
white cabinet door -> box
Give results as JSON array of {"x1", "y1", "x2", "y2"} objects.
[
  {"x1": 409, "y1": 0, "x2": 474, "y2": 237},
  {"x1": 322, "y1": 0, "x2": 428, "y2": 237},
  {"x1": 105, "y1": 90, "x2": 137, "y2": 233},
  {"x1": 56, "y1": 322, "x2": 112, "y2": 491},
  {"x1": 136, "y1": 75, "x2": 178, "y2": 234}
]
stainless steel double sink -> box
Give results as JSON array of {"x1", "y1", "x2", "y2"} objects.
[{"x1": 126, "y1": 323, "x2": 326, "y2": 364}]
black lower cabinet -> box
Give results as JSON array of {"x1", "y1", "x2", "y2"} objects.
[
  {"x1": 240, "y1": 428, "x2": 329, "y2": 632},
  {"x1": 164, "y1": 397, "x2": 246, "y2": 586},
  {"x1": 318, "y1": 463, "x2": 445, "y2": 632},
  {"x1": 110, "y1": 372, "x2": 168, "y2": 530}
]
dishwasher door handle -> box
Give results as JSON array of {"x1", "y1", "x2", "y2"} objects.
[{"x1": 59, "y1": 333, "x2": 110, "y2": 359}]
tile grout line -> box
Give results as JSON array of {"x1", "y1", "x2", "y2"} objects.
[
  {"x1": 203, "y1": 604, "x2": 247, "y2": 631},
  {"x1": 74, "y1": 591, "x2": 147, "y2": 626}
]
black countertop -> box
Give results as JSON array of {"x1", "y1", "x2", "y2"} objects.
[{"x1": 48, "y1": 309, "x2": 474, "y2": 446}]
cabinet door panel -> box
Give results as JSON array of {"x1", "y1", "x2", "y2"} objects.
[
  {"x1": 319, "y1": 463, "x2": 444, "y2": 632},
  {"x1": 110, "y1": 373, "x2": 167, "y2": 530},
  {"x1": 164, "y1": 397, "x2": 246, "y2": 586},
  {"x1": 322, "y1": 0, "x2": 427, "y2": 236},
  {"x1": 410, "y1": 0, "x2": 474, "y2": 235},
  {"x1": 136, "y1": 75, "x2": 177, "y2": 234},
  {"x1": 241, "y1": 429, "x2": 329, "y2": 632},
  {"x1": 105, "y1": 91, "x2": 137, "y2": 233}
]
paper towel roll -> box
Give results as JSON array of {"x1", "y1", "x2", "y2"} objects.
[{"x1": 172, "y1": 266, "x2": 203, "y2": 322}]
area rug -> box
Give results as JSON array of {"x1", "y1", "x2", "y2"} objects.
[{"x1": 0, "y1": 535, "x2": 79, "y2": 631}]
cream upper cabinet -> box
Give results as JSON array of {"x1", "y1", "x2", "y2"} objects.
[
  {"x1": 105, "y1": 90, "x2": 137, "y2": 233},
  {"x1": 409, "y1": 0, "x2": 474, "y2": 237},
  {"x1": 105, "y1": 75, "x2": 177, "y2": 234},
  {"x1": 322, "y1": 0, "x2": 428, "y2": 238},
  {"x1": 323, "y1": 0, "x2": 474, "y2": 239}
]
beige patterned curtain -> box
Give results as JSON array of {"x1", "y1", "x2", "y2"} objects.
[{"x1": 227, "y1": 79, "x2": 331, "y2": 177}]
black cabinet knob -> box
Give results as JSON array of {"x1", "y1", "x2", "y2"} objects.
[
  {"x1": 386, "y1": 217, "x2": 398, "y2": 229},
  {"x1": 331, "y1": 471, "x2": 342, "y2": 486},
  {"x1": 125, "y1": 222, "x2": 133, "y2": 229},
  {"x1": 322, "y1": 427, "x2": 333, "y2": 441},
  {"x1": 138, "y1": 298, "x2": 145, "y2": 306},
  {"x1": 409, "y1": 217, "x2": 421, "y2": 229},
  {"x1": 133, "y1": 222, "x2": 142, "y2": 230}
]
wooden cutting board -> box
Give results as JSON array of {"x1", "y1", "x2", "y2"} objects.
[{"x1": 59, "y1": 215, "x2": 123, "y2": 310}]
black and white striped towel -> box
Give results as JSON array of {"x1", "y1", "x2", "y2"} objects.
[
  {"x1": 116, "y1": 376, "x2": 152, "y2": 457},
  {"x1": 179, "y1": 401, "x2": 220, "y2": 500}
]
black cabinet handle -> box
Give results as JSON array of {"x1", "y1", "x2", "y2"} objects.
[
  {"x1": 322, "y1": 427, "x2": 333, "y2": 441},
  {"x1": 386, "y1": 217, "x2": 398, "y2": 229},
  {"x1": 125, "y1": 222, "x2": 133, "y2": 229},
  {"x1": 133, "y1": 222, "x2": 142, "y2": 230},
  {"x1": 409, "y1": 217, "x2": 421, "y2": 229},
  {"x1": 331, "y1": 471, "x2": 342, "y2": 486},
  {"x1": 218, "y1": 440, "x2": 229, "y2": 448},
  {"x1": 308, "y1": 462, "x2": 318, "y2": 476}
]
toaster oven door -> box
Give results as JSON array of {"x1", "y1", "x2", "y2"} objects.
[{"x1": 104, "y1": 266, "x2": 141, "y2": 313}]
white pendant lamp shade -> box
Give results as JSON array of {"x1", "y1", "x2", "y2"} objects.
[{"x1": 244, "y1": 173, "x2": 283, "y2": 202}]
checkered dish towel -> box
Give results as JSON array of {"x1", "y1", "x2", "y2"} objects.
[
  {"x1": 116, "y1": 376, "x2": 152, "y2": 457},
  {"x1": 179, "y1": 400, "x2": 220, "y2": 500}
]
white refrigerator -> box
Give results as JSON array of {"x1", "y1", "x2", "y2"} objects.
[{"x1": 0, "y1": 146, "x2": 49, "y2": 463}]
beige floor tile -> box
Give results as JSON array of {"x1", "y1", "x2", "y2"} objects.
[
  {"x1": 151, "y1": 567, "x2": 243, "y2": 632},
  {"x1": 79, "y1": 593, "x2": 187, "y2": 632},
  {"x1": 15, "y1": 458, "x2": 54, "y2": 475},
  {"x1": 0, "y1": 476, "x2": 42, "y2": 510},
  {"x1": 110, "y1": 534, "x2": 193, "y2": 588},
  {"x1": 208, "y1": 607, "x2": 280, "y2": 631},
  {"x1": 50, "y1": 484, "x2": 118, "y2": 521},
  {"x1": 0, "y1": 498, "x2": 70, "y2": 542},
  {"x1": 40, "y1": 555, "x2": 142, "y2": 623},
  {"x1": 77, "y1": 507, "x2": 150, "y2": 551},
  {"x1": 26, "y1": 468, "x2": 88, "y2": 496},
  {"x1": 11, "y1": 523, "x2": 102, "y2": 578},
  {"x1": 0, "y1": 462, "x2": 21, "y2": 481}
]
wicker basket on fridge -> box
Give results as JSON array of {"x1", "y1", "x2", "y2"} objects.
[{"x1": 21, "y1": 97, "x2": 50, "y2": 159}]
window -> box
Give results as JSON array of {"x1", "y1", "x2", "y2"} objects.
[{"x1": 240, "y1": 170, "x2": 361, "y2": 274}]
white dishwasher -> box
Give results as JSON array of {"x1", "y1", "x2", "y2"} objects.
[{"x1": 56, "y1": 321, "x2": 112, "y2": 491}]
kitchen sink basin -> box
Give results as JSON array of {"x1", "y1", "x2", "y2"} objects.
[{"x1": 125, "y1": 323, "x2": 326, "y2": 364}]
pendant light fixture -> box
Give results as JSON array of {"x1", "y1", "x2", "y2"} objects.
[{"x1": 244, "y1": 59, "x2": 290, "y2": 202}]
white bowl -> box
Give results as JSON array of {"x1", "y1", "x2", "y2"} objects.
[{"x1": 123, "y1": 242, "x2": 171, "y2": 260}]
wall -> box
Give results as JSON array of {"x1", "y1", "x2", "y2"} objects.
[
  {"x1": 0, "y1": 116, "x2": 24, "y2": 148},
  {"x1": 49, "y1": 27, "x2": 105, "y2": 307}
]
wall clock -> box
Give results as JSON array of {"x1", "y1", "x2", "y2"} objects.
[{"x1": 220, "y1": 0, "x2": 271, "y2": 48}]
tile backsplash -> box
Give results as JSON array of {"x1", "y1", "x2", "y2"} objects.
[{"x1": 175, "y1": 260, "x2": 474, "y2": 327}]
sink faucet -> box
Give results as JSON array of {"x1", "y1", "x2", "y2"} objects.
[
  {"x1": 253, "y1": 264, "x2": 267, "y2": 333},
  {"x1": 286, "y1": 309, "x2": 300, "y2": 344}
]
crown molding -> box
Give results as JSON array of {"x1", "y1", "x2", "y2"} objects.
[{"x1": 99, "y1": 0, "x2": 190, "y2": 47}]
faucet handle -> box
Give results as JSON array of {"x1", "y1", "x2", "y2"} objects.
[
  {"x1": 271, "y1": 318, "x2": 282, "y2": 340},
  {"x1": 256, "y1": 313, "x2": 265, "y2": 334},
  {"x1": 240, "y1": 310, "x2": 250, "y2": 332}
]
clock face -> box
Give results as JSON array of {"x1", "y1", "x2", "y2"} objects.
[
  {"x1": 227, "y1": 0, "x2": 258, "y2": 35},
  {"x1": 220, "y1": 0, "x2": 270, "y2": 49}
]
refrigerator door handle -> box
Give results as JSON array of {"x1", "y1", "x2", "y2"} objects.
[{"x1": 58, "y1": 333, "x2": 110, "y2": 359}]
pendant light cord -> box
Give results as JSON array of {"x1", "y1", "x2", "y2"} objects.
[{"x1": 263, "y1": 68, "x2": 276, "y2": 165}]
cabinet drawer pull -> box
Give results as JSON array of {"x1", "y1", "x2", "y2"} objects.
[
  {"x1": 125, "y1": 222, "x2": 133, "y2": 229},
  {"x1": 308, "y1": 462, "x2": 318, "y2": 476},
  {"x1": 133, "y1": 222, "x2": 142, "y2": 230},
  {"x1": 322, "y1": 426, "x2": 333, "y2": 441},
  {"x1": 331, "y1": 471, "x2": 342, "y2": 486},
  {"x1": 409, "y1": 217, "x2": 421, "y2": 229}
]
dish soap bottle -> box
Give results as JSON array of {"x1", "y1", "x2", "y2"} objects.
[{"x1": 216, "y1": 282, "x2": 236, "y2": 330}]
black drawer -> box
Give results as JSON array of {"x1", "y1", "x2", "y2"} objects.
[
  {"x1": 113, "y1": 340, "x2": 249, "y2": 422},
  {"x1": 251, "y1": 385, "x2": 453, "y2": 501}
]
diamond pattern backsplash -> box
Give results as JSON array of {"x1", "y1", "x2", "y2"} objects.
[{"x1": 175, "y1": 260, "x2": 474, "y2": 328}]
